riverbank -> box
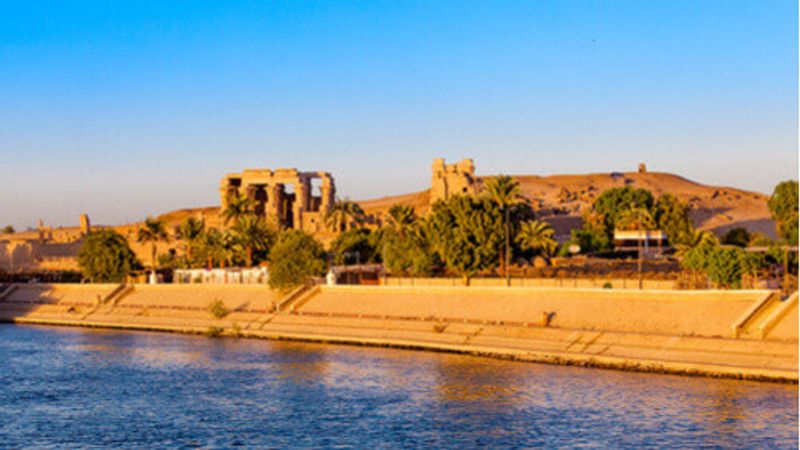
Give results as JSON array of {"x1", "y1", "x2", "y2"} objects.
[{"x1": 0, "y1": 283, "x2": 796, "y2": 382}]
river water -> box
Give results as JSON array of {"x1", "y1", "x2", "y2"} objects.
[{"x1": 0, "y1": 325, "x2": 796, "y2": 449}]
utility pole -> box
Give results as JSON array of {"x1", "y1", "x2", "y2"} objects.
[
  {"x1": 637, "y1": 229, "x2": 643, "y2": 290},
  {"x1": 505, "y1": 206, "x2": 511, "y2": 287}
]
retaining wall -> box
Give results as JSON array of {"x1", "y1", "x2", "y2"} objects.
[{"x1": 0, "y1": 283, "x2": 795, "y2": 382}]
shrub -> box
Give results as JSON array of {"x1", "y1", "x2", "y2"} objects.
[
  {"x1": 208, "y1": 299, "x2": 230, "y2": 319},
  {"x1": 205, "y1": 327, "x2": 224, "y2": 338},
  {"x1": 268, "y1": 230, "x2": 327, "y2": 291},
  {"x1": 706, "y1": 248, "x2": 743, "y2": 289}
]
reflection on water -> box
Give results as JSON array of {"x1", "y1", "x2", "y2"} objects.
[{"x1": 0, "y1": 324, "x2": 796, "y2": 448}]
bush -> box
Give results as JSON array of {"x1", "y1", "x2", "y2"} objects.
[
  {"x1": 268, "y1": 230, "x2": 327, "y2": 291},
  {"x1": 208, "y1": 298, "x2": 230, "y2": 319},
  {"x1": 707, "y1": 248, "x2": 744, "y2": 289},
  {"x1": 77, "y1": 230, "x2": 140, "y2": 282}
]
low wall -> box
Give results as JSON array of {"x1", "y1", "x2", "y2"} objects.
[{"x1": 0, "y1": 283, "x2": 795, "y2": 382}]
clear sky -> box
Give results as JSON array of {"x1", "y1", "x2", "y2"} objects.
[{"x1": 0, "y1": 0, "x2": 797, "y2": 229}]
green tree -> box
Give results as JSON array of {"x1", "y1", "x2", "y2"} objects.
[
  {"x1": 221, "y1": 193, "x2": 256, "y2": 226},
  {"x1": 426, "y1": 196, "x2": 503, "y2": 285},
  {"x1": 707, "y1": 247, "x2": 744, "y2": 289},
  {"x1": 592, "y1": 187, "x2": 655, "y2": 235},
  {"x1": 721, "y1": 227, "x2": 751, "y2": 248},
  {"x1": 175, "y1": 217, "x2": 205, "y2": 267},
  {"x1": 329, "y1": 228, "x2": 380, "y2": 265},
  {"x1": 381, "y1": 226, "x2": 437, "y2": 276},
  {"x1": 768, "y1": 180, "x2": 799, "y2": 245},
  {"x1": 77, "y1": 230, "x2": 140, "y2": 282},
  {"x1": 324, "y1": 198, "x2": 365, "y2": 232},
  {"x1": 483, "y1": 175, "x2": 526, "y2": 285},
  {"x1": 137, "y1": 217, "x2": 169, "y2": 278},
  {"x1": 1, "y1": 225, "x2": 14, "y2": 234},
  {"x1": 232, "y1": 215, "x2": 274, "y2": 267},
  {"x1": 616, "y1": 206, "x2": 656, "y2": 231},
  {"x1": 653, "y1": 194, "x2": 693, "y2": 245},
  {"x1": 516, "y1": 220, "x2": 557, "y2": 258},
  {"x1": 267, "y1": 230, "x2": 327, "y2": 291}
]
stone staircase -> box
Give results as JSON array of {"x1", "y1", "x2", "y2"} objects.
[{"x1": 732, "y1": 291, "x2": 788, "y2": 339}]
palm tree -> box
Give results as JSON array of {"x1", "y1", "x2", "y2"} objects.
[
  {"x1": 675, "y1": 229, "x2": 720, "y2": 257},
  {"x1": 221, "y1": 193, "x2": 256, "y2": 226},
  {"x1": 616, "y1": 206, "x2": 656, "y2": 289},
  {"x1": 324, "y1": 198, "x2": 365, "y2": 233},
  {"x1": 484, "y1": 175, "x2": 525, "y2": 286},
  {"x1": 137, "y1": 217, "x2": 169, "y2": 280},
  {"x1": 387, "y1": 204, "x2": 417, "y2": 236},
  {"x1": 232, "y1": 215, "x2": 273, "y2": 267},
  {"x1": 516, "y1": 220, "x2": 558, "y2": 258},
  {"x1": 176, "y1": 217, "x2": 204, "y2": 266}
]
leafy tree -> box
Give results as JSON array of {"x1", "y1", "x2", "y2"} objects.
[
  {"x1": 232, "y1": 215, "x2": 274, "y2": 267},
  {"x1": 77, "y1": 230, "x2": 140, "y2": 282},
  {"x1": 768, "y1": 180, "x2": 798, "y2": 245},
  {"x1": 381, "y1": 226, "x2": 437, "y2": 276},
  {"x1": 1, "y1": 225, "x2": 14, "y2": 234},
  {"x1": 721, "y1": 227, "x2": 751, "y2": 248},
  {"x1": 592, "y1": 187, "x2": 655, "y2": 235},
  {"x1": 221, "y1": 193, "x2": 256, "y2": 226},
  {"x1": 175, "y1": 217, "x2": 205, "y2": 266},
  {"x1": 137, "y1": 217, "x2": 169, "y2": 277},
  {"x1": 616, "y1": 206, "x2": 656, "y2": 231},
  {"x1": 653, "y1": 194, "x2": 693, "y2": 245},
  {"x1": 707, "y1": 247, "x2": 744, "y2": 289},
  {"x1": 483, "y1": 175, "x2": 526, "y2": 284},
  {"x1": 329, "y1": 228, "x2": 380, "y2": 265},
  {"x1": 516, "y1": 220, "x2": 557, "y2": 258},
  {"x1": 324, "y1": 198, "x2": 365, "y2": 232},
  {"x1": 267, "y1": 230, "x2": 327, "y2": 291},
  {"x1": 426, "y1": 196, "x2": 503, "y2": 285}
]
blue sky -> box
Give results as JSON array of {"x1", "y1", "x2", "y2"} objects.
[{"x1": 0, "y1": 0, "x2": 796, "y2": 228}]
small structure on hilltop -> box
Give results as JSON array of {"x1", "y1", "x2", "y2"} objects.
[
  {"x1": 219, "y1": 168, "x2": 335, "y2": 232},
  {"x1": 430, "y1": 158, "x2": 479, "y2": 204},
  {"x1": 79, "y1": 214, "x2": 91, "y2": 235},
  {"x1": 638, "y1": 163, "x2": 647, "y2": 174}
]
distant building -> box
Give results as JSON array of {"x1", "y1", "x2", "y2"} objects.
[
  {"x1": 219, "y1": 168, "x2": 335, "y2": 232},
  {"x1": 613, "y1": 229, "x2": 668, "y2": 257},
  {"x1": 430, "y1": 158, "x2": 479, "y2": 204}
]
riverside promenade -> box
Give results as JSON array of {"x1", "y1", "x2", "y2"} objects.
[{"x1": 0, "y1": 283, "x2": 796, "y2": 382}]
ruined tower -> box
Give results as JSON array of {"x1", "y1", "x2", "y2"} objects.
[{"x1": 430, "y1": 158, "x2": 478, "y2": 204}]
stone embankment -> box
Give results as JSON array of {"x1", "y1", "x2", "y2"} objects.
[{"x1": 0, "y1": 283, "x2": 796, "y2": 382}]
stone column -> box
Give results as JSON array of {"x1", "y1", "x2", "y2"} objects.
[
  {"x1": 320, "y1": 176, "x2": 335, "y2": 214},
  {"x1": 293, "y1": 182, "x2": 308, "y2": 230}
]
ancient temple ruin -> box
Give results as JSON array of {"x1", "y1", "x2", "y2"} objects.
[
  {"x1": 430, "y1": 158, "x2": 479, "y2": 204},
  {"x1": 219, "y1": 168, "x2": 335, "y2": 232}
]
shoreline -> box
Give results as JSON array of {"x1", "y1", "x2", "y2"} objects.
[{"x1": 0, "y1": 283, "x2": 796, "y2": 383}]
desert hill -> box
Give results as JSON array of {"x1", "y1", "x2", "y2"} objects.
[{"x1": 357, "y1": 171, "x2": 775, "y2": 239}]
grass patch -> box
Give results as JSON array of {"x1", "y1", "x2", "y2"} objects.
[{"x1": 205, "y1": 326, "x2": 224, "y2": 338}]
